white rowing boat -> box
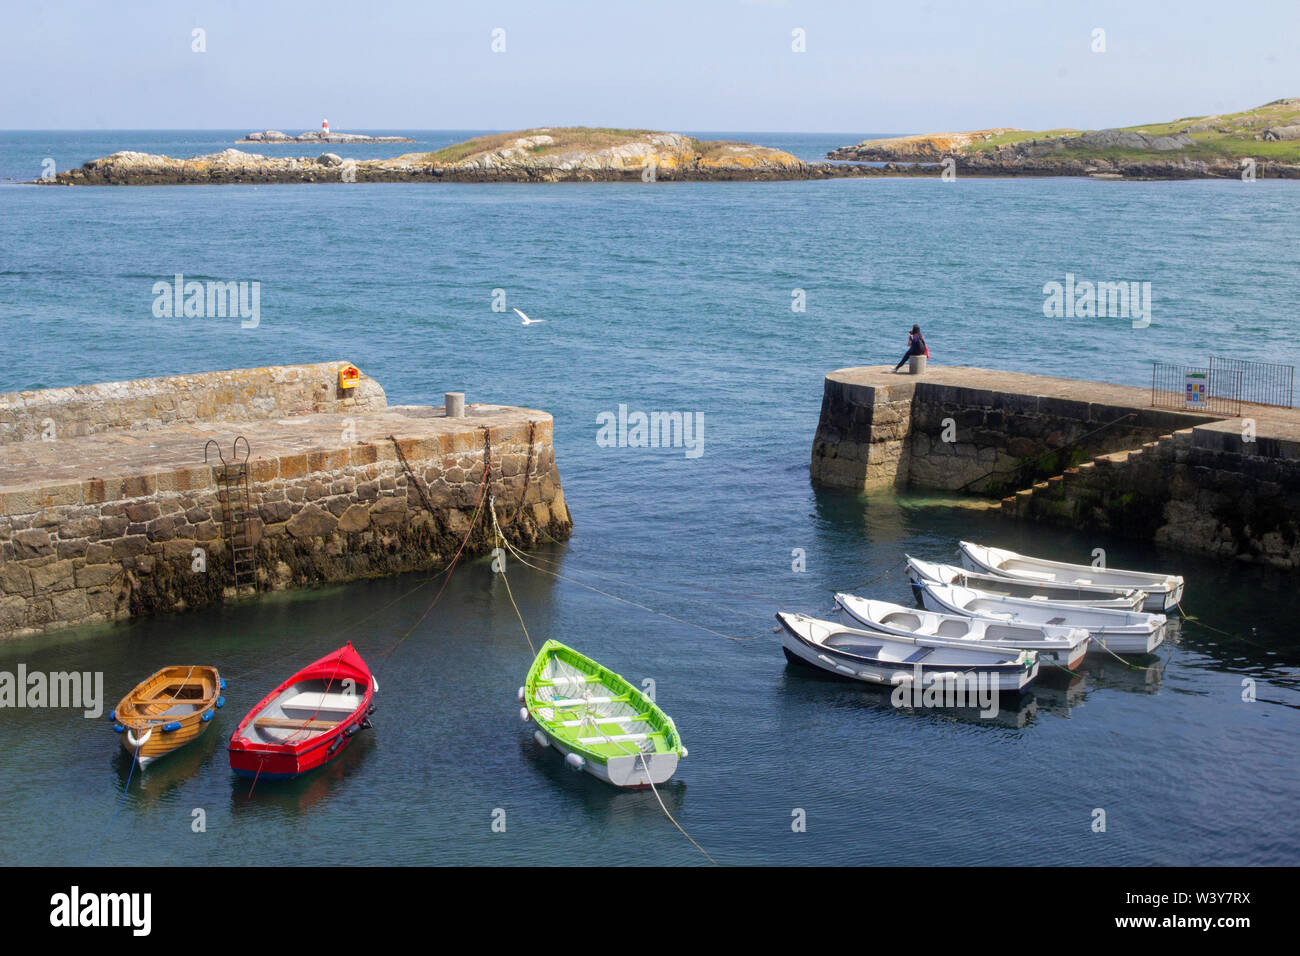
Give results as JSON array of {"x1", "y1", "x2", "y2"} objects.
[
  {"x1": 833, "y1": 593, "x2": 1090, "y2": 669},
  {"x1": 906, "y1": 555, "x2": 1146, "y2": 610},
  {"x1": 777, "y1": 612, "x2": 1040, "y2": 692},
  {"x1": 918, "y1": 581, "x2": 1166, "y2": 654},
  {"x1": 959, "y1": 541, "x2": 1184, "y2": 612}
]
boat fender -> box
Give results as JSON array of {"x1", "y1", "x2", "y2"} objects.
[
  {"x1": 371, "y1": 675, "x2": 379, "y2": 694},
  {"x1": 345, "y1": 724, "x2": 361, "y2": 738},
  {"x1": 680, "y1": 746, "x2": 688, "y2": 758},
  {"x1": 109, "y1": 710, "x2": 115, "y2": 722},
  {"x1": 327, "y1": 736, "x2": 343, "y2": 755},
  {"x1": 220, "y1": 678, "x2": 227, "y2": 690},
  {"x1": 367, "y1": 704, "x2": 376, "y2": 716},
  {"x1": 126, "y1": 727, "x2": 152, "y2": 748},
  {"x1": 201, "y1": 711, "x2": 213, "y2": 722},
  {"x1": 564, "y1": 752, "x2": 586, "y2": 772},
  {"x1": 360, "y1": 717, "x2": 373, "y2": 730},
  {"x1": 161, "y1": 721, "x2": 182, "y2": 733},
  {"x1": 517, "y1": 686, "x2": 525, "y2": 703},
  {"x1": 533, "y1": 730, "x2": 550, "y2": 748},
  {"x1": 519, "y1": 707, "x2": 530, "y2": 723},
  {"x1": 113, "y1": 724, "x2": 125, "y2": 734},
  {"x1": 216, "y1": 696, "x2": 225, "y2": 709}
]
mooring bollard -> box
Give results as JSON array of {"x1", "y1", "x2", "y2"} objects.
[
  {"x1": 909, "y1": 355, "x2": 927, "y2": 375},
  {"x1": 445, "y1": 392, "x2": 465, "y2": 418}
]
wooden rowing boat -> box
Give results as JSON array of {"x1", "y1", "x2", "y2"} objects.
[
  {"x1": 228, "y1": 642, "x2": 376, "y2": 781},
  {"x1": 906, "y1": 555, "x2": 1147, "y2": 610},
  {"x1": 521, "y1": 639, "x2": 686, "y2": 789},
  {"x1": 111, "y1": 666, "x2": 224, "y2": 768},
  {"x1": 959, "y1": 541, "x2": 1184, "y2": 612}
]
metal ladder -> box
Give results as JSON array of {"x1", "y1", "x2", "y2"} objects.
[{"x1": 205, "y1": 437, "x2": 258, "y2": 591}]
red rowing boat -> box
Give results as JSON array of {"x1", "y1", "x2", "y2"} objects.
[{"x1": 229, "y1": 642, "x2": 376, "y2": 781}]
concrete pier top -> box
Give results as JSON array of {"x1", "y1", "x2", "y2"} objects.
[
  {"x1": 828, "y1": 365, "x2": 1300, "y2": 440},
  {"x1": 0, "y1": 362, "x2": 552, "y2": 511},
  {"x1": 0, "y1": 403, "x2": 550, "y2": 498}
]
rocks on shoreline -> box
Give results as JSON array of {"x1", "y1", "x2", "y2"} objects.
[
  {"x1": 828, "y1": 98, "x2": 1300, "y2": 180},
  {"x1": 46, "y1": 129, "x2": 884, "y2": 185},
  {"x1": 238, "y1": 129, "x2": 413, "y2": 144}
]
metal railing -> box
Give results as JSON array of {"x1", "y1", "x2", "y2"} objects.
[
  {"x1": 1209, "y1": 356, "x2": 1295, "y2": 409},
  {"x1": 1151, "y1": 362, "x2": 1242, "y2": 415}
]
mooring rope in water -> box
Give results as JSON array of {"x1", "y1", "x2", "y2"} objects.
[
  {"x1": 1088, "y1": 633, "x2": 1158, "y2": 671},
  {"x1": 84, "y1": 740, "x2": 142, "y2": 865},
  {"x1": 827, "y1": 564, "x2": 895, "y2": 593},
  {"x1": 379, "y1": 459, "x2": 493, "y2": 660},
  {"x1": 489, "y1": 504, "x2": 749, "y2": 643},
  {"x1": 569, "y1": 685, "x2": 718, "y2": 866},
  {"x1": 636, "y1": 751, "x2": 718, "y2": 866},
  {"x1": 496, "y1": 545, "x2": 774, "y2": 621},
  {"x1": 490, "y1": 497, "x2": 536, "y2": 657}
]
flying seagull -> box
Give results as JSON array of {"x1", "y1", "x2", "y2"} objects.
[{"x1": 513, "y1": 308, "x2": 546, "y2": 325}]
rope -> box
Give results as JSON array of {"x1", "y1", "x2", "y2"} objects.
[
  {"x1": 490, "y1": 502, "x2": 749, "y2": 643},
  {"x1": 84, "y1": 740, "x2": 142, "y2": 864},
  {"x1": 637, "y1": 752, "x2": 718, "y2": 866},
  {"x1": 498, "y1": 545, "x2": 774, "y2": 610},
  {"x1": 388, "y1": 434, "x2": 440, "y2": 516},
  {"x1": 521, "y1": 421, "x2": 536, "y2": 510},
  {"x1": 378, "y1": 448, "x2": 493, "y2": 660},
  {"x1": 247, "y1": 757, "x2": 266, "y2": 798},
  {"x1": 491, "y1": 497, "x2": 535, "y2": 656},
  {"x1": 1088, "y1": 629, "x2": 1161, "y2": 671},
  {"x1": 568, "y1": 676, "x2": 718, "y2": 865},
  {"x1": 828, "y1": 565, "x2": 895, "y2": 593}
]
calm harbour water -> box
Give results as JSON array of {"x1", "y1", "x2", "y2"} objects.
[{"x1": 0, "y1": 132, "x2": 1297, "y2": 866}]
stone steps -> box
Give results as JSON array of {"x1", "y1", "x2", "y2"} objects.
[{"x1": 1000, "y1": 429, "x2": 1190, "y2": 518}]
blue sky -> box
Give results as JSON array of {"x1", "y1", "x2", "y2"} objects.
[{"x1": 2, "y1": 0, "x2": 1296, "y2": 131}]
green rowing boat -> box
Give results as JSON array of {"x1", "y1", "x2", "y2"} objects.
[{"x1": 519, "y1": 639, "x2": 687, "y2": 788}]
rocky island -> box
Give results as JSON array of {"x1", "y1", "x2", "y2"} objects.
[
  {"x1": 829, "y1": 98, "x2": 1300, "y2": 179},
  {"x1": 238, "y1": 129, "x2": 413, "y2": 144},
  {"x1": 49, "y1": 127, "x2": 874, "y2": 185}
]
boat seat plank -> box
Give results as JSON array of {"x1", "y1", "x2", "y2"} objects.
[
  {"x1": 282, "y1": 691, "x2": 362, "y2": 712},
  {"x1": 556, "y1": 715, "x2": 647, "y2": 728},
  {"x1": 576, "y1": 732, "x2": 658, "y2": 744},
  {"x1": 547, "y1": 695, "x2": 622, "y2": 707},
  {"x1": 902, "y1": 648, "x2": 933, "y2": 663},
  {"x1": 254, "y1": 717, "x2": 341, "y2": 732}
]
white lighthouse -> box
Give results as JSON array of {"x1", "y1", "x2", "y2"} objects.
[{"x1": 321, "y1": 118, "x2": 329, "y2": 135}]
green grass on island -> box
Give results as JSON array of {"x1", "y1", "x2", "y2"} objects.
[
  {"x1": 964, "y1": 98, "x2": 1300, "y2": 164},
  {"x1": 422, "y1": 127, "x2": 763, "y2": 164}
]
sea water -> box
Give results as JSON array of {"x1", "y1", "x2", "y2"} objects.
[{"x1": 0, "y1": 131, "x2": 1296, "y2": 865}]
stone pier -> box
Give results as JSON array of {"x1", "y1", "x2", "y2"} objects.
[
  {"x1": 811, "y1": 365, "x2": 1300, "y2": 568},
  {"x1": 0, "y1": 362, "x2": 572, "y2": 639}
]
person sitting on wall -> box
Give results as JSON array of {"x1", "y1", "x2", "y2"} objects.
[{"x1": 893, "y1": 324, "x2": 928, "y2": 372}]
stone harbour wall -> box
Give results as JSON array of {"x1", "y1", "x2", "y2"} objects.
[
  {"x1": 810, "y1": 367, "x2": 1208, "y2": 495},
  {"x1": 811, "y1": 366, "x2": 1299, "y2": 566},
  {"x1": 1003, "y1": 426, "x2": 1300, "y2": 568},
  {"x1": 0, "y1": 364, "x2": 571, "y2": 640}
]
